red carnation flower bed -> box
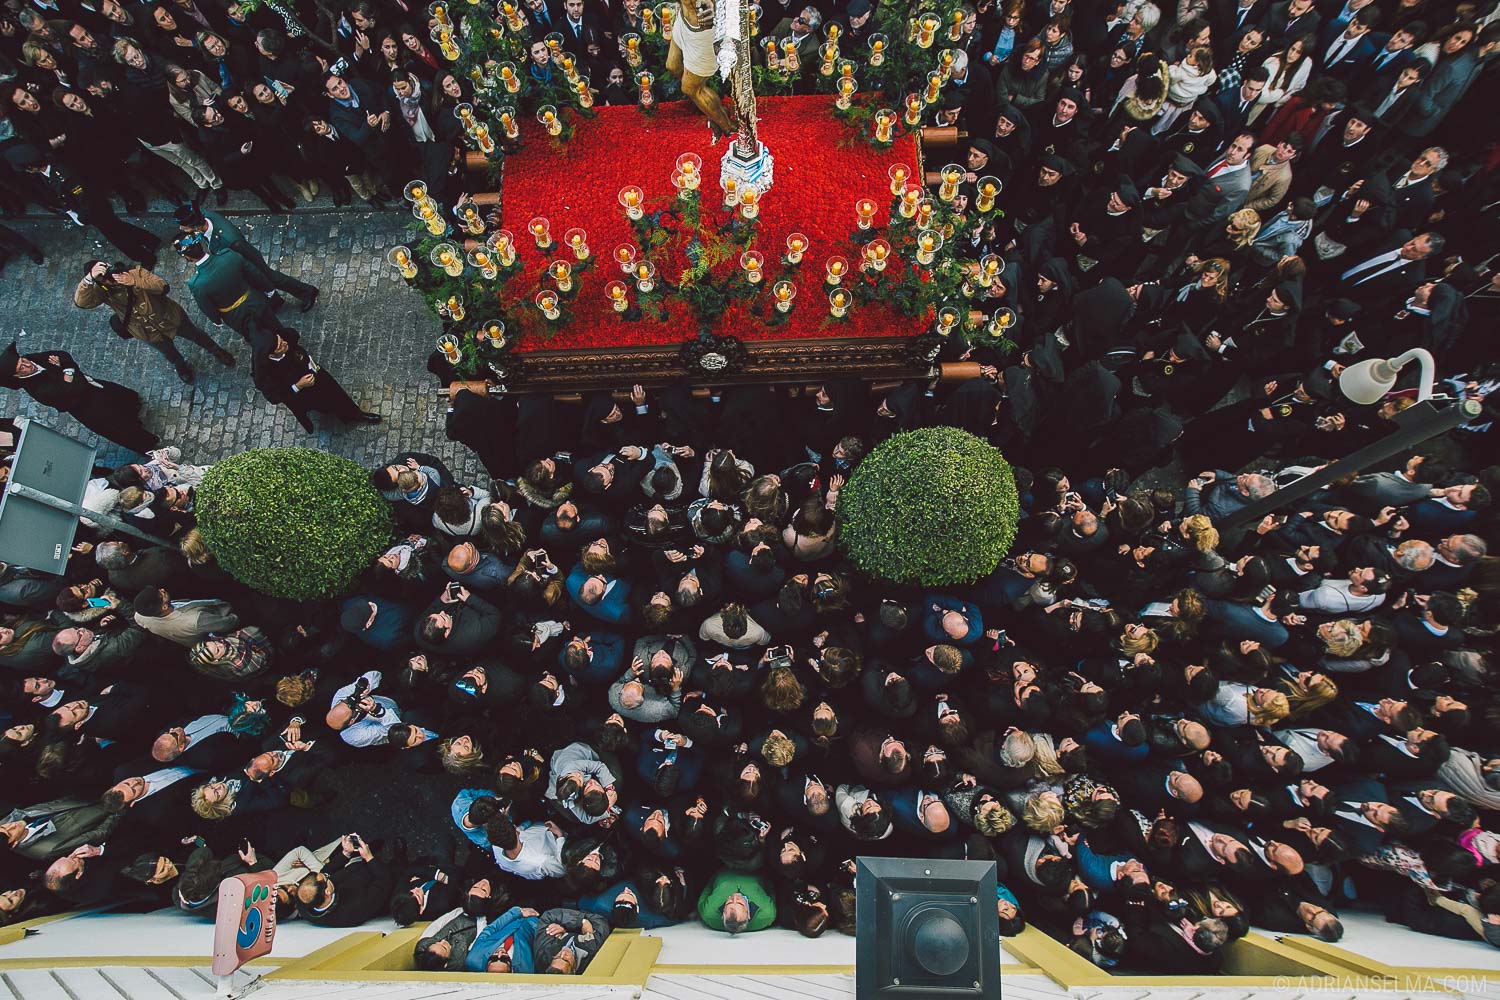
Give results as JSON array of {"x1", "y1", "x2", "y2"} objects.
[{"x1": 498, "y1": 94, "x2": 925, "y2": 353}]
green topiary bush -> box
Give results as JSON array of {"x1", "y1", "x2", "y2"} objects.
[
  {"x1": 196, "y1": 448, "x2": 394, "y2": 601},
  {"x1": 839, "y1": 427, "x2": 1019, "y2": 587}
]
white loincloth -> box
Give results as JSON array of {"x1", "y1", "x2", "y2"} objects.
[{"x1": 674, "y1": 4, "x2": 719, "y2": 77}]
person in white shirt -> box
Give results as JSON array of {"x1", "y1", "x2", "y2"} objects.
[
  {"x1": 1297, "y1": 566, "x2": 1390, "y2": 613},
  {"x1": 327, "y1": 670, "x2": 402, "y2": 747},
  {"x1": 491, "y1": 815, "x2": 566, "y2": 880}
]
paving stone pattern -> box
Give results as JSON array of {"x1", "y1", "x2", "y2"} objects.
[{"x1": 0, "y1": 201, "x2": 498, "y2": 481}]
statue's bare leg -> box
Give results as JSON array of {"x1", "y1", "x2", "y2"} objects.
[{"x1": 667, "y1": 37, "x2": 736, "y2": 134}]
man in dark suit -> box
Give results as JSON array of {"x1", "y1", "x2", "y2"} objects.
[
  {"x1": 1174, "y1": 818, "x2": 1264, "y2": 879},
  {"x1": 1363, "y1": 59, "x2": 1427, "y2": 134},
  {"x1": 297, "y1": 835, "x2": 396, "y2": 926},
  {"x1": 1213, "y1": 0, "x2": 1272, "y2": 57},
  {"x1": 1266, "y1": 0, "x2": 1321, "y2": 45},
  {"x1": 46, "y1": 681, "x2": 153, "y2": 744},
  {"x1": 0, "y1": 344, "x2": 158, "y2": 453},
  {"x1": 1356, "y1": 23, "x2": 1423, "y2": 89},
  {"x1": 414, "y1": 585, "x2": 503, "y2": 657},
  {"x1": 1333, "y1": 231, "x2": 1441, "y2": 312},
  {"x1": 323, "y1": 72, "x2": 410, "y2": 192},
  {"x1": 0, "y1": 796, "x2": 120, "y2": 863},
  {"x1": 556, "y1": 0, "x2": 604, "y2": 63},
  {"x1": 251, "y1": 330, "x2": 381, "y2": 433},
  {"x1": 1213, "y1": 69, "x2": 1269, "y2": 138},
  {"x1": 1328, "y1": 778, "x2": 1403, "y2": 853},
  {"x1": 1317, "y1": 7, "x2": 1379, "y2": 79}
]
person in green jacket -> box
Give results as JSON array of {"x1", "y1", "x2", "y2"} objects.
[
  {"x1": 697, "y1": 869, "x2": 776, "y2": 934},
  {"x1": 174, "y1": 205, "x2": 320, "y2": 312},
  {"x1": 178, "y1": 235, "x2": 296, "y2": 348}
]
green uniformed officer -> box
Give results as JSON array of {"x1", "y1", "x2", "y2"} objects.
[
  {"x1": 178, "y1": 234, "x2": 295, "y2": 347},
  {"x1": 174, "y1": 205, "x2": 320, "y2": 312}
]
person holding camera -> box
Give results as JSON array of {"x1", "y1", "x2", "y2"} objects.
[
  {"x1": 326, "y1": 669, "x2": 403, "y2": 747},
  {"x1": 73, "y1": 260, "x2": 237, "y2": 385}
]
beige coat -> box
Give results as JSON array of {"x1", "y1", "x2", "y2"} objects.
[
  {"x1": 1244, "y1": 144, "x2": 1293, "y2": 214},
  {"x1": 74, "y1": 267, "x2": 191, "y2": 345}
]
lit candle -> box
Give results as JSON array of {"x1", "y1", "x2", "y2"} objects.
[
  {"x1": 544, "y1": 32, "x2": 563, "y2": 55},
  {"x1": 976, "y1": 176, "x2": 1000, "y2": 213},
  {"x1": 826, "y1": 22, "x2": 839, "y2": 42},
  {"x1": 537, "y1": 105, "x2": 562, "y2": 136},
  {"x1": 939, "y1": 48, "x2": 956, "y2": 78},
  {"x1": 785, "y1": 233, "x2": 807, "y2": 264},
  {"x1": 917, "y1": 13, "x2": 938, "y2": 47},
  {"x1": 780, "y1": 38, "x2": 800, "y2": 72},
  {"x1": 559, "y1": 53, "x2": 576, "y2": 79},
  {"x1": 764, "y1": 37, "x2": 779, "y2": 68},
  {"x1": 447, "y1": 295, "x2": 466, "y2": 321},
  {"x1": 937, "y1": 306, "x2": 960, "y2": 335},
  {"x1": 437, "y1": 31, "x2": 459, "y2": 60},
  {"x1": 473, "y1": 125, "x2": 495, "y2": 155},
  {"x1": 675, "y1": 152, "x2": 702, "y2": 192},
  {"x1": 479, "y1": 320, "x2": 505, "y2": 346},
  {"x1": 864, "y1": 239, "x2": 891, "y2": 271},
  {"x1": 916, "y1": 200, "x2": 934, "y2": 229},
  {"x1": 949, "y1": 8, "x2": 964, "y2": 40},
  {"x1": 430, "y1": 2, "x2": 449, "y2": 28},
  {"x1": 825, "y1": 256, "x2": 847, "y2": 286},
  {"x1": 939, "y1": 163, "x2": 963, "y2": 203},
  {"x1": 980, "y1": 254, "x2": 1001, "y2": 281},
  {"x1": 456, "y1": 103, "x2": 475, "y2": 128},
  {"x1": 618, "y1": 185, "x2": 644, "y2": 221},
  {"x1": 904, "y1": 92, "x2": 924, "y2": 126},
  {"x1": 606, "y1": 280, "x2": 628, "y2": 312},
  {"x1": 431, "y1": 242, "x2": 464, "y2": 276},
  {"x1": 614, "y1": 241, "x2": 638, "y2": 271},
  {"x1": 641, "y1": 5, "x2": 654, "y2": 32},
  {"x1": 529, "y1": 217, "x2": 551, "y2": 248},
  {"x1": 623, "y1": 33, "x2": 642, "y2": 66},
  {"x1": 723, "y1": 176, "x2": 738, "y2": 208},
  {"x1": 490, "y1": 230, "x2": 516, "y2": 266},
  {"x1": 565, "y1": 228, "x2": 590, "y2": 261},
  {"x1": 740, "y1": 250, "x2": 764, "y2": 283},
  {"x1": 899, "y1": 185, "x2": 920, "y2": 218},
  {"x1": 463, "y1": 205, "x2": 484, "y2": 234},
  {"x1": 637, "y1": 71, "x2": 654, "y2": 107},
  {"x1": 575, "y1": 76, "x2": 593, "y2": 108},
  {"x1": 874, "y1": 109, "x2": 896, "y2": 143},
  {"x1": 535, "y1": 290, "x2": 561, "y2": 320},
  {"x1": 551, "y1": 260, "x2": 573, "y2": 292},
  {"x1": 387, "y1": 246, "x2": 417, "y2": 279},
  {"x1": 739, "y1": 186, "x2": 759, "y2": 219},
  {"x1": 868, "y1": 33, "x2": 886, "y2": 66},
  {"x1": 888, "y1": 163, "x2": 910, "y2": 197},
  {"x1": 829, "y1": 288, "x2": 850, "y2": 317},
  {"x1": 468, "y1": 248, "x2": 497, "y2": 278},
  {"x1": 635, "y1": 260, "x2": 656, "y2": 293},
  {"x1": 438, "y1": 333, "x2": 461, "y2": 363},
  {"x1": 916, "y1": 231, "x2": 943, "y2": 265},
  {"x1": 499, "y1": 62, "x2": 520, "y2": 92},
  {"x1": 855, "y1": 198, "x2": 877, "y2": 230},
  {"x1": 819, "y1": 41, "x2": 837, "y2": 77},
  {"x1": 988, "y1": 308, "x2": 1016, "y2": 336},
  {"x1": 773, "y1": 279, "x2": 796, "y2": 312},
  {"x1": 835, "y1": 75, "x2": 857, "y2": 109},
  {"x1": 499, "y1": 109, "x2": 519, "y2": 140},
  {"x1": 924, "y1": 70, "x2": 942, "y2": 104}
]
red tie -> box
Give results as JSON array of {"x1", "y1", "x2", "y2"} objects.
[{"x1": 1207, "y1": 160, "x2": 1227, "y2": 177}]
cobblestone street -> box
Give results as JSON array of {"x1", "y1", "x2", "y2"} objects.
[{"x1": 0, "y1": 201, "x2": 498, "y2": 481}]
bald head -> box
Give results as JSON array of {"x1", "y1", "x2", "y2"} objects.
[{"x1": 446, "y1": 542, "x2": 478, "y2": 573}]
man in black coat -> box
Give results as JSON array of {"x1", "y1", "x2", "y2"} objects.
[
  {"x1": 0, "y1": 343, "x2": 158, "y2": 452},
  {"x1": 1333, "y1": 231, "x2": 1441, "y2": 313},
  {"x1": 297, "y1": 835, "x2": 396, "y2": 926},
  {"x1": 322, "y1": 72, "x2": 410, "y2": 192},
  {"x1": 251, "y1": 331, "x2": 381, "y2": 433}
]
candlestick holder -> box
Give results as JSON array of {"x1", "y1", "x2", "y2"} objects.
[
  {"x1": 863, "y1": 238, "x2": 891, "y2": 272},
  {"x1": 988, "y1": 307, "x2": 1017, "y2": 337},
  {"x1": 976, "y1": 175, "x2": 1002, "y2": 213},
  {"x1": 497, "y1": 107, "x2": 520, "y2": 140},
  {"x1": 772, "y1": 279, "x2": 796, "y2": 313},
  {"x1": 564, "y1": 228, "x2": 590, "y2": 262},
  {"x1": 613, "y1": 242, "x2": 639, "y2": 273},
  {"x1": 939, "y1": 164, "x2": 963, "y2": 202},
  {"x1": 535, "y1": 289, "x2": 561, "y2": 321},
  {"x1": 550, "y1": 260, "x2": 574, "y2": 295},
  {"x1": 828, "y1": 288, "x2": 851, "y2": 318},
  {"x1": 528, "y1": 217, "x2": 556, "y2": 253},
  {"x1": 887, "y1": 164, "x2": 911, "y2": 197},
  {"x1": 618, "y1": 185, "x2": 645, "y2": 221},
  {"x1": 634, "y1": 260, "x2": 657, "y2": 294},
  {"x1": 784, "y1": 233, "x2": 808, "y2": 265},
  {"x1": 915, "y1": 231, "x2": 944, "y2": 265},
  {"x1": 739, "y1": 187, "x2": 760, "y2": 220},
  {"x1": 904, "y1": 92, "x2": 924, "y2": 126},
  {"x1": 855, "y1": 198, "x2": 877, "y2": 231},
  {"x1": 874, "y1": 109, "x2": 896, "y2": 144},
  {"x1": 497, "y1": 62, "x2": 521, "y2": 93},
  {"x1": 467, "y1": 248, "x2": 498, "y2": 279},
  {"x1": 740, "y1": 250, "x2": 764, "y2": 284},
  {"x1": 868, "y1": 32, "x2": 887, "y2": 65},
  {"x1": 430, "y1": 242, "x2": 464, "y2": 277},
  {"x1": 444, "y1": 294, "x2": 466, "y2": 322},
  {"x1": 387, "y1": 246, "x2": 418, "y2": 279},
  {"x1": 487, "y1": 229, "x2": 517, "y2": 268},
  {"x1": 477, "y1": 319, "x2": 506, "y2": 350},
  {"x1": 825, "y1": 255, "x2": 848, "y2": 286},
  {"x1": 436, "y1": 332, "x2": 462, "y2": 365},
  {"x1": 622, "y1": 33, "x2": 642, "y2": 66},
  {"x1": 536, "y1": 105, "x2": 562, "y2": 137},
  {"x1": 936, "y1": 305, "x2": 961, "y2": 336}
]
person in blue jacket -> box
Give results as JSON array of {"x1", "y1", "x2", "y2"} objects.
[
  {"x1": 559, "y1": 629, "x2": 627, "y2": 686},
  {"x1": 921, "y1": 594, "x2": 984, "y2": 646},
  {"x1": 576, "y1": 879, "x2": 681, "y2": 930},
  {"x1": 465, "y1": 905, "x2": 540, "y2": 973},
  {"x1": 565, "y1": 564, "x2": 633, "y2": 626}
]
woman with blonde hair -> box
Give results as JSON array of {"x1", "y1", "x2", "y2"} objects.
[
  {"x1": 1020, "y1": 789, "x2": 1066, "y2": 833},
  {"x1": 437, "y1": 734, "x2": 487, "y2": 776},
  {"x1": 190, "y1": 779, "x2": 238, "y2": 821},
  {"x1": 1280, "y1": 670, "x2": 1338, "y2": 722}
]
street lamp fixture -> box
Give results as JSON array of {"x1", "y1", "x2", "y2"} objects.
[{"x1": 1338, "y1": 347, "x2": 1437, "y2": 405}]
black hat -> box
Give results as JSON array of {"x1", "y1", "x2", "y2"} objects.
[
  {"x1": 847, "y1": 0, "x2": 871, "y2": 16},
  {"x1": 1114, "y1": 176, "x2": 1141, "y2": 208},
  {"x1": 969, "y1": 138, "x2": 998, "y2": 162},
  {"x1": 173, "y1": 204, "x2": 206, "y2": 229},
  {"x1": 1169, "y1": 153, "x2": 1205, "y2": 178},
  {"x1": 1173, "y1": 329, "x2": 1209, "y2": 361},
  {"x1": 1056, "y1": 86, "x2": 1085, "y2": 107},
  {"x1": 1325, "y1": 297, "x2": 1361, "y2": 320},
  {"x1": 1272, "y1": 280, "x2": 1304, "y2": 312}
]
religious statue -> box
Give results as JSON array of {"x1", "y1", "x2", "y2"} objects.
[{"x1": 667, "y1": 0, "x2": 774, "y2": 196}]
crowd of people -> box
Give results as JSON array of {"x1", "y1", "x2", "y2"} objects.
[{"x1": 0, "y1": 0, "x2": 1496, "y2": 982}]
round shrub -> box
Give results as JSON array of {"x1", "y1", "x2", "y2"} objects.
[
  {"x1": 839, "y1": 427, "x2": 1018, "y2": 587},
  {"x1": 196, "y1": 448, "x2": 394, "y2": 601}
]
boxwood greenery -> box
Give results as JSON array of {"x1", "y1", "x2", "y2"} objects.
[
  {"x1": 839, "y1": 427, "x2": 1019, "y2": 587},
  {"x1": 196, "y1": 448, "x2": 394, "y2": 601}
]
